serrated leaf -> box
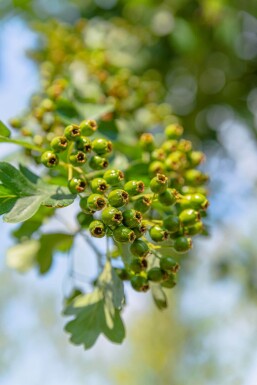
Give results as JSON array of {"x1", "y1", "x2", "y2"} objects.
[
  {"x1": 0, "y1": 121, "x2": 11, "y2": 137},
  {"x1": 6, "y1": 239, "x2": 40, "y2": 272},
  {"x1": 0, "y1": 162, "x2": 36, "y2": 195},
  {"x1": 151, "y1": 284, "x2": 168, "y2": 310},
  {"x1": 98, "y1": 261, "x2": 125, "y2": 310},
  {"x1": 4, "y1": 195, "x2": 45, "y2": 223}
]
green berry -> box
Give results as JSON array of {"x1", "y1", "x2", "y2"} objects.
[
  {"x1": 69, "y1": 151, "x2": 87, "y2": 166},
  {"x1": 129, "y1": 257, "x2": 147, "y2": 273},
  {"x1": 113, "y1": 226, "x2": 136, "y2": 243},
  {"x1": 165, "y1": 151, "x2": 187, "y2": 171},
  {"x1": 41, "y1": 151, "x2": 59, "y2": 168},
  {"x1": 132, "y1": 223, "x2": 147, "y2": 239},
  {"x1": 161, "y1": 273, "x2": 177, "y2": 288},
  {"x1": 150, "y1": 174, "x2": 168, "y2": 194},
  {"x1": 184, "y1": 169, "x2": 208, "y2": 186},
  {"x1": 162, "y1": 139, "x2": 178, "y2": 153},
  {"x1": 148, "y1": 161, "x2": 165, "y2": 177},
  {"x1": 151, "y1": 148, "x2": 166, "y2": 161},
  {"x1": 188, "y1": 151, "x2": 205, "y2": 167},
  {"x1": 158, "y1": 188, "x2": 178, "y2": 206},
  {"x1": 103, "y1": 169, "x2": 124, "y2": 186},
  {"x1": 165, "y1": 123, "x2": 183, "y2": 139},
  {"x1": 179, "y1": 209, "x2": 200, "y2": 226},
  {"x1": 130, "y1": 275, "x2": 149, "y2": 292},
  {"x1": 64, "y1": 124, "x2": 81, "y2": 141},
  {"x1": 76, "y1": 212, "x2": 94, "y2": 228},
  {"x1": 89, "y1": 220, "x2": 106, "y2": 238},
  {"x1": 139, "y1": 133, "x2": 155, "y2": 151},
  {"x1": 75, "y1": 136, "x2": 92, "y2": 153},
  {"x1": 123, "y1": 209, "x2": 142, "y2": 228},
  {"x1": 102, "y1": 207, "x2": 123, "y2": 227},
  {"x1": 108, "y1": 189, "x2": 129, "y2": 208},
  {"x1": 160, "y1": 256, "x2": 180, "y2": 272},
  {"x1": 134, "y1": 195, "x2": 152, "y2": 213},
  {"x1": 147, "y1": 267, "x2": 163, "y2": 282},
  {"x1": 87, "y1": 193, "x2": 107, "y2": 211},
  {"x1": 90, "y1": 178, "x2": 109, "y2": 194},
  {"x1": 130, "y1": 239, "x2": 149, "y2": 258},
  {"x1": 80, "y1": 196, "x2": 95, "y2": 214},
  {"x1": 163, "y1": 215, "x2": 180, "y2": 233},
  {"x1": 50, "y1": 136, "x2": 68, "y2": 152},
  {"x1": 184, "y1": 221, "x2": 204, "y2": 236},
  {"x1": 173, "y1": 236, "x2": 192, "y2": 253},
  {"x1": 177, "y1": 139, "x2": 192, "y2": 152},
  {"x1": 68, "y1": 177, "x2": 87, "y2": 194},
  {"x1": 92, "y1": 138, "x2": 112, "y2": 155},
  {"x1": 89, "y1": 155, "x2": 109, "y2": 170},
  {"x1": 149, "y1": 225, "x2": 168, "y2": 242},
  {"x1": 79, "y1": 119, "x2": 97, "y2": 136},
  {"x1": 124, "y1": 180, "x2": 145, "y2": 196},
  {"x1": 179, "y1": 193, "x2": 209, "y2": 210},
  {"x1": 114, "y1": 268, "x2": 130, "y2": 280}
]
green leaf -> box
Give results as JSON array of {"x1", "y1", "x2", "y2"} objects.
[
  {"x1": 75, "y1": 102, "x2": 114, "y2": 121},
  {"x1": 0, "y1": 121, "x2": 11, "y2": 137},
  {"x1": 36, "y1": 233, "x2": 74, "y2": 274},
  {"x1": 98, "y1": 261, "x2": 125, "y2": 310},
  {"x1": 151, "y1": 284, "x2": 168, "y2": 310},
  {"x1": 0, "y1": 136, "x2": 43, "y2": 152},
  {"x1": 6, "y1": 239, "x2": 40, "y2": 272},
  {"x1": 0, "y1": 162, "x2": 75, "y2": 223}
]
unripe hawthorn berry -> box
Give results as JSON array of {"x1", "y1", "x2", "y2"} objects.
[
  {"x1": 130, "y1": 275, "x2": 149, "y2": 292},
  {"x1": 122, "y1": 209, "x2": 142, "y2": 228},
  {"x1": 89, "y1": 220, "x2": 106, "y2": 238},
  {"x1": 101, "y1": 207, "x2": 123, "y2": 227},
  {"x1": 150, "y1": 174, "x2": 168, "y2": 194},
  {"x1": 165, "y1": 123, "x2": 183, "y2": 139},
  {"x1": 160, "y1": 256, "x2": 180, "y2": 273},
  {"x1": 183, "y1": 221, "x2": 204, "y2": 236},
  {"x1": 158, "y1": 188, "x2": 178, "y2": 206},
  {"x1": 149, "y1": 225, "x2": 168, "y2": 242},
  {"x1": 162, "y1": 139, "x2": 178, "y2": 153},
  {"x1": 64, "y1": 124, "x2": 81, "y2": 141},
  {"x1": 179, "y1": 209, "x2": 200, "y2": 226},
  {"x1": 188, "y1": 151, "x2": 205, "y2": 167},
  {"x1": 108, "y1": 189, "x2": 129, "y2": 208},
  {"x1": 147, "y1": 267, "x2": 163, "y2": 282},
  {"x1": 124, "y1": 180, "x2": 145, "y2": 196},
  {"x1": 68, "y1": 177, "x2": 87, "y2": 194},
  {"x1": 75, "y1": 136, "x2": 92, "y2": 153},
  {"x1": 173, "y1": 236, "x2": 192, "y2": 253},
  {"x1": 134, "y1": 195, "x2": 152, "y2": 213},
  {"x1": 129, "y1": 257, "x2": 147, "y2": 273},
  {"x1": 132, "y1": 223, "x2": 147, "y2": 239},
  {"x1": 87, "y1": 194, "x2": 107, "y2": 211},
  {"x1": 139, "y1": 133, "x2": 155, "y2": 152},
  {"x1": 161, "y1": 273, "x2": 177, "y2": 288},
  {"x1": 90, "y1": 178, "x2": 109, "y2": 194},
  {"x1": 89, "y1": 155, "x2": 109, "y2": 170},
  {"x1": 130, "y1": 239, "x2": 149, "y2": 258},
  {"x1": 163, "y1": 215, "x2": 180, "y2": 233},
  {"x1": 179, "y1": 193, "x2": 209, "y2": 211},
  {"x1": 184, "y1": 169, "x2": 208, "y2": 186},
  {"x1": 50, "y1": 136, "x2": 68, "y2": 152},
  {"x1": 113, "y1": 226, "x2": 136, "y2": 243},
  {"x1": 41, "y1": 151, "x2": 59, "y2": 168},
  {"x1": 69, "y1": 151, "x2": 87, "y2": 166},
  {"x1": 92, "y1": 138, "x2": 112, "y2": 155},
  {"x1": 148, "y1": 161, "x2": 165, "y2": 177},
  {"x1": 103, "y1": 169, "x2": 124, "y2": 186},
  {"x1": 79, "y1": 119, "x2": 97, "y2": 136}
]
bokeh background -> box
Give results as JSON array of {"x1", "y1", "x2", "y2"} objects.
[{"x1": 1, "y1": 1, "x2": 257, "y2": 384}]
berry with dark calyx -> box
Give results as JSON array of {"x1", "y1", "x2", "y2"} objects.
[
  {"x1": 184, "y1": 169, "x2": 208, "y2": 186},
  {"x1": 177, "y1": 139, "x2": 192, "y2": 153},
  {"x1": 50, "y1": 136, "x2": 68, "y2": 152},
  {"x1": 134, "y1": 195, "x2": 152, "y2": 213},
  {"x1": 89, "y1": 155, "x2": 109, "y2": 170},
  {"x1": 90, "y1": 178, "x2": 109, "y2": 194},
  {"x1": 79, "y1": 119, "x2": 97, "y2": 136},
  {"x1": 75, "y1": 136, "x2": 92, "y2": 153},
  {"x1": 161, "y1": 273, "x2": 177, "y2": 288},
  {"x1": 80, "y1": 196, "x2": 95, "y2": 214},
  {"x1": 188, "y1": 151, "x2": 205, "y2": 167},
  {"x1": 123, "y1": 209, "x2": 142, "y2": 228},
  {"x1": 103, "y1": 169, "x2": 124, "y2": 186},
  {"x1": 162, "y1": 140, "x2": 178, "y2": 153},
  {"x1": 139, "y1": 133, "x2": 155, "y2": 152},
  {"x1": 163, "y1": 215, "x2": 180, "y2": 233},
  {"x1": 69, "y1": 151, "x2": 87, "y2": 166},
  {"x1": 64, "y1": 124, "x2": 81, "y2": 141},
  {"x1": 76, "y1": 212, "x2": 94, "y2": 228},
  {"x1": 160, "y1": 256, "x2": 180, "y2": 273},
  {"x1": 150, "y1": 174, "x2": 168, "y2": 194},
  {"x1": 179, "y1": 193, "x2": 209, "y2": 210},
  {"x1": 165, "y1": 123, "x2": 183, "y2": 139},
  {"x1": 89, "y1": 220, "x2": 106, "y2": 238},
  {"x1": 158, "y1": 188, "x2": 178, "y2": 206},
  {"x1": 165, "y1": 151, "x2": 187, "y2": 171},
  {"x1": 130, "y1": 239, "x2": 149, "y2": 258},
  {"x1": 87, "y1": 194, "x2": 107, "y2": 211},
  {"x1": 173, "y1": 236, "x2": 192, "y2": 253},
  {"x1": 184, "y1": 221, "x2": 204, "y2": 236},
  {"x1": 124, "y1": 180, "x2": 145, "y2": 196},
  {"x1": 130, "y1": 275, "x2": 149, "y2": 292},
  {"x1": 147, "y1": 267, "x2": 163, "y2": 282},
  {"x1": 113, "y1": 226, "x2": 136, "y2": 243},
  {"x1": 68, "y1": 177, "x2": 87, "y2": 194},
  {"x1": 41, "y1": 151, "x2": 59, "y2": 168},
  {"x1": 132, "y1": 223, "x2": 147, "y2": 239},
  {"x1": 92, "y1": 138, "x2": 112, "y2": 155},
  {"x1": 151, "y1": 148, "x2": 166, "y2": 161},
  {"x1": 108, "y1": 189, "x2": 129, "y2": 208},
  {"x1": 149, "y1": 161, "x2": 165, "y2": 177},
  {"x1": 149, "y1": 225, "x2": 168, "y2": 242},
  {"x1": 102, "y1": 207, "x2": 123, "y2": 227},
  {"x1": 179, "y1": 209, "x2": 200, "y2": 226},
  {"x1": 129, "y1": 257, "x2": 147, "y2": 273}
]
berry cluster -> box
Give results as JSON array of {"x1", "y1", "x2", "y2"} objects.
[{"x1": 41, "y1": 120, "x2": 208, "y2": 293}]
